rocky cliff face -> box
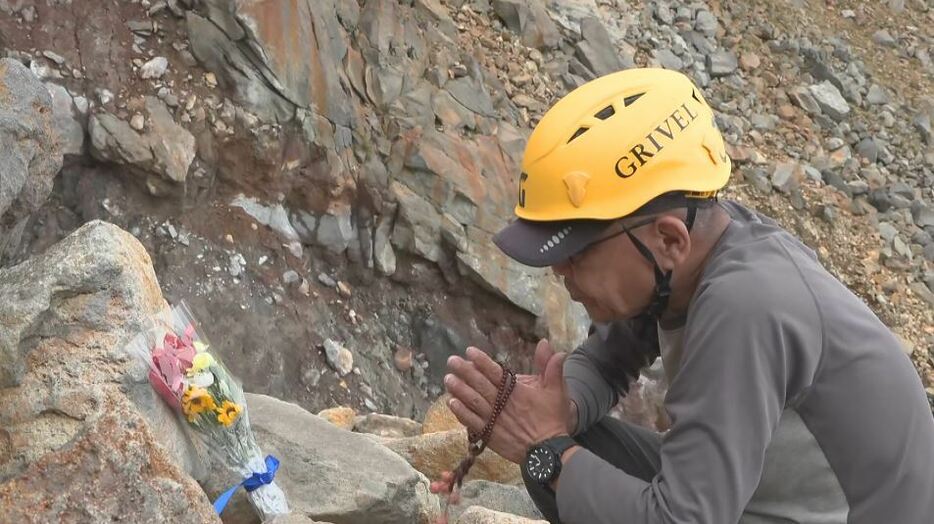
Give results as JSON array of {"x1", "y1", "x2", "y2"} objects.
[
  {"x1": 1, "y1": 0, "x2": 933, "y2": 522},
  {"x1": 1, "y1": 0, "x2": 600, "y2": 424},
  {"x1": 3, "y1": 0, "x2": 931, "y2": 418}
]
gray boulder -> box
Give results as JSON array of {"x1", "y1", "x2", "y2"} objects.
[
  {"x1": 492, "y1": 0, "x2": 562, "y2": 50},
  {"x1": 89, "y1": 112, "x2": 152, "y2": 165},
  {"x1": 44, "y1": 81, "x2": 85, "y2": 156},
  {"x1": 374, "y1": 204, "x2": 398, "y2": 276},
  {"x1": 270, "y1": 516, "x2": 332, "y2": 524},
  {"x1": 456, "y1": 506, "x2": 548, "y2": 523},
  {"x1": 290, "y1": 211, "x2": 318, "y2": 244},
  {"x1": 789, "y1": 86, "x2": 823, "y2": 116},
  {"x1": 0, "y1": 220, "x2": 216, "y2": 522},
  {"x1": 230, "y1": 194, "x2": 302, "y2": 243},
  {"x1": 89, "y1": 96, "x2": 195, "y2": 190},
  {"x1": 0, "y1": 58, "x2": 63, "y2": 265},
  {"x1": 695, "y1": 10, "x2": 719, "y2": 37},
  {"x1": 771, "y1": 162, "x2": 802, "y2": 194},
  {"x1": 317, "y1": 205, "x2": 357, "y2": 254},
  {"x1": 654, "y1": 48, "x2": 684, "y2": 70},
  {"x1": 391, "y1": 182, "x2": 443, "y2": 263},
  {"x1": 140, "y1": 56, "x2": 169, "y2": 79},
  {"x1": 872, "y1": 30, "x2": 897, "y2": 47},
  {"x1": 146, "y1": 96, "x2": 197, "y2": 183},
  {"x1": 707, "y1": 51, "x2": 738, "y2": 77},
  {"x1": 912, "y1": 200, "x2": 934, "y2": 229},
  {"x1": 808, "y1": 81, "x2": 851, "y2": 122},
  {"x1": 866, "y1": 84, "x2": 889, "y2": 105},
  {"x1": 203, "y1": 393, "x2": 440, "y2": 524},
  {"x1": 574, "y1": 17, "x2": 624, "y2": 77},
  {"x1": 449, "y1": 481, "x2": 543, "y2": 522},
  {"x1": 856, "y1": 138, "x2": 880, "y2": 163},
  {"x1": 446, "y1": 77, "x2": 497, "y2": 118}
]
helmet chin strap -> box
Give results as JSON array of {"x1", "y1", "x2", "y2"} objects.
[{"x1": 625, "y1": 202, "x2": 698, "y2": 320}]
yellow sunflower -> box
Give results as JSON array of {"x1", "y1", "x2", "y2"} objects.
[
  {"x1": 182, "y1": 386, "x2": 217, "y2": 422},
  {"x1": 216, "y1": 400, "x2": 242, "y2": 427}
]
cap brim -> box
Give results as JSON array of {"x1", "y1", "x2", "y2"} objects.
[{"x1": 492, "y1": 218, "x2": 610, "y2": 267}]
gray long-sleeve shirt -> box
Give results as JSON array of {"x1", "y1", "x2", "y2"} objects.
[{"x1": 559, "y1": 201, "x2": 934, "y2": 523}]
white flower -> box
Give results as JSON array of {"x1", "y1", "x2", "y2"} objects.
[{"x1": 190, "y1": 371, "x2": 215, "y2": 388}]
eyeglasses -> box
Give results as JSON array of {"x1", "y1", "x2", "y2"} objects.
[{"x1": 567, "y1": 216, "x2": 658, "y2": 266}]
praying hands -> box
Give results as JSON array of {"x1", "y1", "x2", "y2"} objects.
[{"x1": 442, "y1": 340, "x2": 571, "y2": 464}]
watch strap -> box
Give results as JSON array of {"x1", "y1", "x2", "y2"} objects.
[
  {"x1": 530, "y1": 436, "x2": 576, "y2": 490},
  {"x1": 542, "y1": 435, "x2": 577, "y2": 458}
]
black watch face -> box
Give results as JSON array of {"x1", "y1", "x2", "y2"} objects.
[{"x1": 525, "y1": 446, "x2": 558, "y2": 484}]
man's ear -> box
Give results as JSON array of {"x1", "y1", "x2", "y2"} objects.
[{"x1": 651, "y1": 215, "x2": 691, "y2": 271}]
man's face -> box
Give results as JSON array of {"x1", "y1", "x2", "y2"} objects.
[{"x1": 551, "y1": 219, "x2": 657, "y2": 322}]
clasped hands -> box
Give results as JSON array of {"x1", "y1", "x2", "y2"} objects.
[{"x1": 439, "y1": 339, "x2": 572, "y2": 465}]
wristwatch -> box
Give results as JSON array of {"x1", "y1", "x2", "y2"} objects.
[{"x1": 523, "y1": 435, "x2": 577, "y2": 486}]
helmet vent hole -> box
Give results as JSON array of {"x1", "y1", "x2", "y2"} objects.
[
  {"x1": 624, "y1": 93, "x2": 645, "y2": 106},
  {"x1": 594, "y1": 105, "x2": 615, "y2": 120},
  {"x1": 692, "y1": 89, "x2": 702, "y2": 104},
  {"x1": 568, "y1": 127, "x2": 590, "y2": 143}
]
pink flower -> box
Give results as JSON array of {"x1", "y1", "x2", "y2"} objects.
[
  {"x1": 148, "y1": 368, "x2": 181, "y2": 410},
  {"x1": 148, "y1": 323, "x2": 199, "y2": 409}
]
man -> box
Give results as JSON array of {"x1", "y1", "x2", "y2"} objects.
[{"x1": 436, "y1": 68, "x2": 934, "y2": 523}]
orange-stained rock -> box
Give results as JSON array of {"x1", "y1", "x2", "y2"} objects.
[
  {"x1": 422, "y1": 394, "x2": 462, "y2": 434},
  {"x1": 318, "y1": 406, "x2": 357, "y2": 430},
  {"x1": 394, "y1": 345, "x2": 414, "y2": 372},
  {"x1": 384, "y1": 428, "x2": 522, "y2": 485}
]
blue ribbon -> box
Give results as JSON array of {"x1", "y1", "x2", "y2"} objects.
[{"x1": 213, "y1": 455, "x2": 280, "y2": 514}]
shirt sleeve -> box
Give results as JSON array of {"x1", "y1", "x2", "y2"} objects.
[
  {"x1": 564, "y1": 318, "x2": 661, "y2": 435},
  {"x1": 556, "y1": 266, "x2": 821, "y2": 523},
  {"x1": 564, "y1": 341, "x2": 617, "y2": 436}
]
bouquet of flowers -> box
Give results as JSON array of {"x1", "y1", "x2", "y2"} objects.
[{"x1": 126, "y1": 301, "x2": 289, "y2": 521}]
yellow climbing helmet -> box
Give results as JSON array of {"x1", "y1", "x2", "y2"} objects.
[
  {"x1": 519, "y1": 67, "x2": 729, "y2": 220},
  {"x1": 494, "y1": 68, "x2": 732, "y2": 268}
]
